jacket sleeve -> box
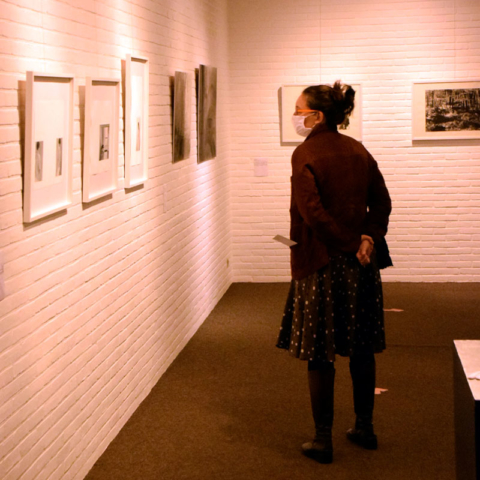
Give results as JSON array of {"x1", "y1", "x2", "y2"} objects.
[
  {"x1": 363, "y1": 154, "x2": 392, "y2": 243},
  {"x1": 291, "y1": 151, "x2": 354, "y2": 247}
]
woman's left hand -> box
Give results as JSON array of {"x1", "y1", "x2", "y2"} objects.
[{"x1": 357, "y1": 236, "x2": 374, "y2": 266}]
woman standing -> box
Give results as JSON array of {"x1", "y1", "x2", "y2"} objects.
[{"x1": 276, "y1": 81, "x2": 392, "y2": 464}]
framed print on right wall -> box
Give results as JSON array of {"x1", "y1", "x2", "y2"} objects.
[{"x1": 412, "y1": 80, "x2": 480, "y2": 141}]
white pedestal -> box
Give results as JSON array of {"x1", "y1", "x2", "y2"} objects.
[{"x1": 454, "y1": 340, "x2": 480, "y2": 480}]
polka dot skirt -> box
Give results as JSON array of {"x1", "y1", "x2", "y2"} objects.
[{"x1": 276, "y1": 253, "x2": 386, "y2": 363}]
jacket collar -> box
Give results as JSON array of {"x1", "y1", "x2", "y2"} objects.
[{"x1": 305, "y1": 122, "x2": 337, "y2": 140}]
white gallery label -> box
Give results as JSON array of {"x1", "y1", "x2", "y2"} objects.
[{"x1": 254, "y1": 157, "x2": 268, "y2": 177}]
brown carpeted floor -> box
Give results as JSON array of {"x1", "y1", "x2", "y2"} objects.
[{"x1": 85, "y1": 282, "x2": 480, "y2": 480}]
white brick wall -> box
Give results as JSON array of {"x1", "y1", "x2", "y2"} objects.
[
  {"x1": 0, "y1": 0, "x2": 232, "y2": 479},
  {"x1": 229, "y1": 0, "x2": 480, "y2": 282}
]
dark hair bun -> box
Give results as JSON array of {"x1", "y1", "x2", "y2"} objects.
[
  {"x1": 303, "y1": 81, "x2": 356, "y2": 129},
  {"x1": 331, "y1": 80, "x2": 355, "y2": 125}
]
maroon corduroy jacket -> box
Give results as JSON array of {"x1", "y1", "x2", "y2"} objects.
[{"x1": 289, "y1": 123, "x2": 392, "y2": 280}]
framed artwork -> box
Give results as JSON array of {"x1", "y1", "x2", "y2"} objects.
[
  {"x1": 280, "y1": 83, "x2": 363, "y2": 144},
  {"x1": 125, "y1": 54, "x2": 149, "y2": 187},
  {"x1": 173, "y1": 71, "x2": 191, "y2": 163},
  {"x1": 83, "y1": 78, "x2": 120, "y2": 202},
  {"x1": 412, "y1": 81, "x2": 480, "y2": 141},
  {"x1": 197, "y1": 65, "x2": 217, "y2": 162},
  {"x1": 24, "y1": 72, "x2": 74, "y2": 223}
]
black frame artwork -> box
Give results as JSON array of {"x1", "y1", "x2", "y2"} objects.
[
  {"x1": 173, "y1": 71, "x2": 191, "y2": 162},
  {"x1": 197, "y1": 65, "x2": 217, "y2": 162}
]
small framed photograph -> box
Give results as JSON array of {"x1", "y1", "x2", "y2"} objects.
[
  {"x1": 24, "y1": 72, "x2": 74, "y2": 223},
  {"x1": 173, "y1": 71, "x2": 192, "y2": 162},
  {"x1": 83, "y1": 78, "x2": 120, "y2": 203},
  {"x1": 412, "y1": 80, "x2": 480, "y2": 141},
  {"x1": 280, "y1": 83, "x2": 362, "y2": 144},
  {"x1": 197, "y1": 65, "x2": 217, "y2": 162},
  {"x1": 99, "y1": 124, "x2": 110, "y2": 161},
  {"x1": 125, "y1": 54, "x2": 149, "y2": 187}
]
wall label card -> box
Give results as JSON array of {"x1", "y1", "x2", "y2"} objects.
[{"x1": 254, "y1": 157, "x2": 268, "y2": 177}]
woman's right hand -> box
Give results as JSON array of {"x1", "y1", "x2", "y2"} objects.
[{"x1": 357, "y1": 236, "x2": 374, "y2": 266}]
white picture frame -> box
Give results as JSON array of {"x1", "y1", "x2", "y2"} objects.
[
  {"x1": 280, "y1": 83, "x2": 363, "y2": 144},
  {"x1": 125, "y1": 54, "x2": 149, "y2": 188},
  {"x1": 24, "y1": 72, "x2": 74, "y2": 223},
  {"x1": 412, "y1": 80, "x2": 480, "y2": 141},
  {"x1": 83, "y1": 77, "x2": 120, "y2": 202}
]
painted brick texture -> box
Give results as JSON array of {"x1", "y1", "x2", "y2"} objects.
[
  {"x1": 0, "y1": 0, "x2": 231, "y2": 479},
  {"x1": 228, "y1": 0, "x2": 480, "y2": 282}
]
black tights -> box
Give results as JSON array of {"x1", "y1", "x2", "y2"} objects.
[
  {"x1": 307, "y1": 353, "x2": 376, "y2": 432},
  {"x1": 349, "y1": 353, "x2": 376, "y2": 421},
  {"x1": 307, "y1": 361, "x2": 335, "y2": 434}
]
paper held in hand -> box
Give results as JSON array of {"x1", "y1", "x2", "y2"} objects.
[{"x1": 273, "y1": 235, "x2": 297, "y2": 247}]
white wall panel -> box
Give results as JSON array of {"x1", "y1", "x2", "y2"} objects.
[{"x1": 228, "y1": 0, "x2": 480, "y2": 282}]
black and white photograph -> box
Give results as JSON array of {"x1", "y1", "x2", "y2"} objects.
[
  {"x1": 173, "y1": 71, "x2": 191, "y2": 163},
  {"x1": 413, "y1": 81, "x2": 480, "y2": 140},
  {"x1": 35, "y1": 140, "x2": 43, "y2": 182},
  {"x1": 56, "y1": 138, "x2": 63, "y2": 176},
  {"x1": 198, "y1": 65, "x2": 217, "y2": 162},
  {"x1": 425, "y1": 88, "x2": 480, "y2": 132},
  {"x1": 99, "y1": 124, "x2": 110, "y2": 161}
]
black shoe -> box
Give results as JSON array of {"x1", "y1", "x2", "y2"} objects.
[
  {"x1": 346, "y1": 421, "x2": 377, "y2": 450},
  {"x1": 302, "y1": 431, "x2": 333, "y2": 464}
]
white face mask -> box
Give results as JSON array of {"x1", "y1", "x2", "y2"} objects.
[{"x1": 292, "y1": 114, "x2": 314, "y2": 137}]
